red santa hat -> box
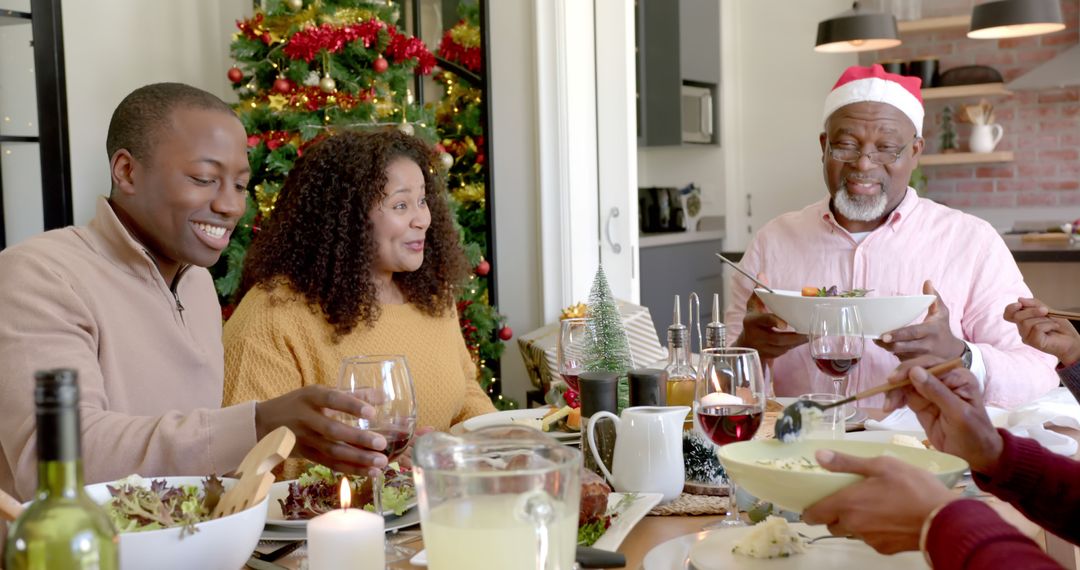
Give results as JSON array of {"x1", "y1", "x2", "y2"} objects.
[{"x1": 823, "y1": 64, "x2": 924, "y2": 136}]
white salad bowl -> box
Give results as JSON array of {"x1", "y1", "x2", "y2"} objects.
[
  {"x1": 84, "y1": 476, "x2": 268, "y2": 570},
  {"x1": 754, "y1": 288, "x2": 936, "y2": 339}
]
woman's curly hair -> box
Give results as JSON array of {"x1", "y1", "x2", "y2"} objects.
[{"x1": 239, "y1": 128, "x2": 469, "y2": 339}]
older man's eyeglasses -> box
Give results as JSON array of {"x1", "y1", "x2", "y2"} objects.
[{"x1": 827, "y1": 138, "x2": 915, "y2": 165}]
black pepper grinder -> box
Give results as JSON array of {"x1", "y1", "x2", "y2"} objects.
[
  {"x1": 579, "y1": 371, "x2": 619, "y2": 478},
  {"x1": 628, "y1": 368, "x2": 667, "y2": 407}
]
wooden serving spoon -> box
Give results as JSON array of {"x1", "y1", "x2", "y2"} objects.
[{"x1": 211, "y1": 427, "x2": 295, "y2": 519}]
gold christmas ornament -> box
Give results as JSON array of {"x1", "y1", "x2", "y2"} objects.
[
  {"x1": 398, "y1": 122, "x2": 415, "y2": 136},
  {"x1": 319, "y1": 75, "x2": 337, "y2": 93},
  {"x1": 450, "y1": 183, "x2": 485, "y2": 206},
  {"x1": 561, "y1": 302, "x2": 587, "y2": 320},
  {"x1": 267, "y1": 94, "x2": 288, "y2": 111},
  {"x1": 286, "y1": 0, "x2": 303, "y2": 11}
]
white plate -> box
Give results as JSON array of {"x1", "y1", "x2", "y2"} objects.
[
  {"x1": 265, "y1": 480, "x2": 417, "y2": 528},
  {"x1": 643, "y1": 525, "x2": 929, "y2": 570},
  {"x1": 261, "y1": 505, "x2": 421, "y2": 541},
  {"x1": 593, "y1": 492, "x2": 665, "y2": 551},
  {"x1": 408, "y1": 492, "x2": 664, "y2": 566},
  {"x1": 460, "y1": 408, "x2": 581, "y2": 441},
  {"x1": 688, "y1": 523, "x2": 928, "y2": 569}
]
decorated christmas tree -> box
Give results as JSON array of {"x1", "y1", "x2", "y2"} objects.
[
  {"x1": 216, "y1": 0, "x2": 510, "y2": 404},
  {"x1": 434, "y1": 5, "x2": 510, "y2": 404},
  {"x1": 582, "y1": 266, "x2": 632, "y2": 410}
]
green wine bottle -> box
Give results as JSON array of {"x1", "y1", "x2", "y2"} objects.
[{"x1": 4, "y1": 369, "x2": 119, "y2": 570}]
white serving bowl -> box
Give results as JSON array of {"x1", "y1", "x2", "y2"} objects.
[
  {"x1": 84, "y1": 476, "x2": 268, "y2": 570},
  {"x1": 718, "y1": 439, "x2": 967, "y2": 513},
  {"x1": 755, "y1": 288, "x2": 935, "y2": 339}
]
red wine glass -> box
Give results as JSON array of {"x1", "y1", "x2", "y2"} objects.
[
  {"x1": 695, "y1": 347, "x2": 766, "y2": 528},
  {"x1": 808, "y1": 304, "x2": 864, "y2": 417},
  {"x1": 337, "y1": 354, "x2": 417, "y2": 561}
]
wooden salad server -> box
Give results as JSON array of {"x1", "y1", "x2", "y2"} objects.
[{"x1": 212, "y1": 426, "x2": 295, "y2": 519}]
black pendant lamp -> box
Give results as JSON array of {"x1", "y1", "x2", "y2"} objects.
[
  {"x1": 815, "y1": 2, "x2": 901, "y2": 53},
  {"x1": 968, "y1": 0, "x2": 1066, "y2": 39}
]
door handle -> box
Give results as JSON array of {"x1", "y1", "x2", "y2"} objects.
[{"x1": 605, "y1": 207, "x2": 622, "y2": 254}]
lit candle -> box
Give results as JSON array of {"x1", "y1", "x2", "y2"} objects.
[
  {"x1": 700, "y1": 391, "x2": 744, "y2": 408},
  {"x1": 307, "y1": 478, "x2": 385, "y2": 570}
]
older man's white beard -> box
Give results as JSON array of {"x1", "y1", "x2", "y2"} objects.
[{"x1": 834, "y1": 184, "x2": 888, "y2": 222}]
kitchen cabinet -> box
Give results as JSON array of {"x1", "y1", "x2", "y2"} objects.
[
  {"x1": 636, "y1": 0, "x2": 721, "y2": 146},
  {"x1": 639, "y1": 231, "x2": 725, "y2": 340}
]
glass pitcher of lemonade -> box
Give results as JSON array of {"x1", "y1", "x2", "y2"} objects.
[{"x1": 413, "y1": 426, "x2": 582, "y2": 570}]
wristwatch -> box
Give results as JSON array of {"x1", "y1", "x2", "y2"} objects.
[{"x1": 960, "y1": 343, "x2": 973, "y2": 369}]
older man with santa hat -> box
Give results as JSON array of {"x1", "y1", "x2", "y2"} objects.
[{"x1": 724, "y1": 64, "x2": 1057, "y2": 408}]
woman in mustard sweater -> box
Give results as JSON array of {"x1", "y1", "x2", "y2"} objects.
[{"x1": 222, "y1": 129, "x2": 496, "y2": 462}]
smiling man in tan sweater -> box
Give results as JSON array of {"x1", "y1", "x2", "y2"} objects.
[{"x1": 0, "y1": 83, "x2": 388, "y2": 501}]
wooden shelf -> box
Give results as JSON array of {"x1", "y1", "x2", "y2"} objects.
[
  {"x1": 921, "y1": 83, "x2": 1011, "y2": 100},
  {"x1": 897, "y1": 15, "x2": 970, "y2": 34},
  {"x1": 919, "y1": 151, "x2": 1013, "y2": 166}
]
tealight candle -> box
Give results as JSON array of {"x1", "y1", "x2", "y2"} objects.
[
  {"x1": 307, "y1": 478, "x2": 384, "y2": 570},
  {"x1": 700, "y1": 391, "x2": 744, "y2": 408}
]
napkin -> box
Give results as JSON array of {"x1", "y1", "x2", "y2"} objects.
[
  {"x1": 864, "y1": 405, "x2": 1010, "y2": 436},
  {"x1": 1004, "y1": 387, "x2": 1080, "y2": 457},
  {"x1": 864, "y1": 387, "x2": 1080, "y2": 457}
]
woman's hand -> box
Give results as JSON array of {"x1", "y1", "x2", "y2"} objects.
[
  {"x1": 803, "y1": 450, "x2": 955, "y2": 554},
  {"x1": 1004, "y1": 297, "x2": 1080, "y2": 367},
  {"x1": 255, "y1": 385, "x2": 389, "y2": 477}
]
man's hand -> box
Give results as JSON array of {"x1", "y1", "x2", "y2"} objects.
[
  {"x1": 1004, "y1": 297, "x2": 1080, "y2": 367},
  {"x1": 255, "y1": 385, "x2": 389, "y2": 477},
  {"x1": 802, "y1": 450, "x2": 955, "y2": 554},
  {"x1": 734, "y1": 273, "x2": 808, "y2": 359},
  {"x1": 875, "y1": 280, "x2": 965, "y2": 361}
]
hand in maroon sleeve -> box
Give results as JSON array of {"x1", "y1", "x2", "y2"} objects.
[
  {"x1": 886, "y1": 359, "x2": 1004, "y2": 474},
  {"x1": 803, "y1": 450, "x2": 956, "y2": 554}
]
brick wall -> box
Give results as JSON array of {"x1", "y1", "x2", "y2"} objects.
[{"x1": 859, "y1": 0, "x2": 1080, "y2": 210}]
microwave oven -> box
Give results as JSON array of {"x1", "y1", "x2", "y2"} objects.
[{"x1": 681, "y1": 84, "x2": 714, "y2": 144}]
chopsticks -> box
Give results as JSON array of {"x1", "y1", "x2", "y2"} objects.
[
  {"x1": 0, "y1": 487, "x2": 24, "y2": 522},
  {"x1": 1047, "y1": 309, "x2": 1080, "y2": 321},
  {"x1": 839, "y1": 357, "x2": 964, "y2": 404}
]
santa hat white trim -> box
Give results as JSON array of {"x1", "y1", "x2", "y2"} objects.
[{"x1": 823, "y1": 77, "x2": 924, "y2": 136}]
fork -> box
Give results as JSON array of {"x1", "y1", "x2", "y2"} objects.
[{"x1": 797, "y1": 531, "x2": 856, "y2": 544}]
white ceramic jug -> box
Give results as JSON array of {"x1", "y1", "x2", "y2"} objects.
[
  {"x1": 969, "y1": 124, "x2": 1004, "y2": 153},
  {"x1": 586, "y1": 406, "x2": 689, "y2": 504}
]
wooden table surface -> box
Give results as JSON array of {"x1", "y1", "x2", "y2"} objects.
[{"x1": 277, "y1": 409, "x2": 1080, "y2": 570}]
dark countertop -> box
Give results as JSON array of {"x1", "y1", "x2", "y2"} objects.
[{"x1": 720, "y1": 236, "x2": 1080, "y2": 264}]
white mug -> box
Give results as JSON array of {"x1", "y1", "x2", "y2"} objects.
[
  {"x1": 969, "y1": 124, "x2": 1004, "y2": 153},
  {"x1": 586, "y1": 406, "x2": 689, "y2": 504}
]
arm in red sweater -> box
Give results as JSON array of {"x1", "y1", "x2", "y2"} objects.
[
  {"x1": 972, "y1": 429, "x2": 1080, "y2": 544},
  {"x1": 926, "y1": 500, "x2": 1062, "y2": 569}
]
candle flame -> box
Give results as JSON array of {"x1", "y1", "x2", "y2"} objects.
[{"x1": 340, "y1": 477, "x2": 351, "y2": 510}]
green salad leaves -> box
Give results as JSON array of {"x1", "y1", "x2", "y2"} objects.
[{"x1": 105, "y1": 475, "x2": 224, "y2": 536}]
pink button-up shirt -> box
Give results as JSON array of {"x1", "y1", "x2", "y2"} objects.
[{"x1": 725, "y1": 188, "x2": 1058, "y2": 408}]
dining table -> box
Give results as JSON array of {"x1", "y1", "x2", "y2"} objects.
[{"x1": 264, "y1": 407, "x2": 1080, "y2": 570}]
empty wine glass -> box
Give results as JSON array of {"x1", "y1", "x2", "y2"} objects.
[
  {"x1": 557, "y1": 318, "x2": 589, "y2": 392},
  {"x1": 808, "y1": 304, "x2": 865, "y2": 419},
  {"x1": 695, "y1": 347, "x2": 767, "y2": 528},
  {"x1": 337, "y1": 354, "x2": 417, "y2": 562}
]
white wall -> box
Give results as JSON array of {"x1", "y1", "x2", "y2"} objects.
[
  {"x1": 721, "y1": 0, "x2": 855, "y2": 252},
  {"x1": 488, "y1": 0, "x2": 543, "y2": 404},
  {"x1": 62, "y1": 0, "x2": 247, "y2": 225}
]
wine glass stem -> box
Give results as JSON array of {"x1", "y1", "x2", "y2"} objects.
[
  {"x1": 725, "y1": 476, "x2": 739, "y2": 522},
  {"x1": 372, "y1": 467, "x2": 385, "y2": 516}
]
